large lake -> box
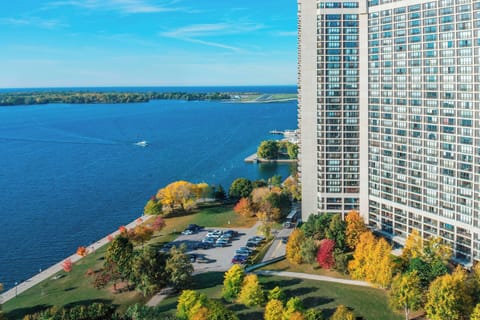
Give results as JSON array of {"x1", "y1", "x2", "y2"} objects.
[{"x1": 0, "y1": 93, "x2": 297, "y2": 289}]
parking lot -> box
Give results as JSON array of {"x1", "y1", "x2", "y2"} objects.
[{"x1": 168, "y1": 222, "x2": 262, "y2": 273}]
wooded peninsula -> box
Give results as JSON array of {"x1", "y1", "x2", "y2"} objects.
[
  {"x1": 0, "y1": 91, "x2": 298, "y2": 106},
  {"x1": 0, "y1": 91, "x2": 232, "y2": 106}
]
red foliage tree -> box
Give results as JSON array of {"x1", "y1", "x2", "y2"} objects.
[
  {"x1": 118, "y1": 226, "x2": 127, "y2": 234},
  {"x1": 107, "y1": 234, "x2": 114, "y2": 242},
  {"x1": 62, "y1": 259, "x2": 73, "y2": 273},
  {"x1": 77, "y1": 246, "x2": 88, "y2": 257},
  {"x1": 317, "y1": 239, "x2": 336, "y2": 269},
  {"x1": 151, "y1": 216, "x2": 166, "y2": 232}
]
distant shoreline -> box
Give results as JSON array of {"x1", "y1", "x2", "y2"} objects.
[{"x1": 0, "y1": 91, "x2": 297, "y2": 107}]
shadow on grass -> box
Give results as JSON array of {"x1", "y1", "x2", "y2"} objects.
[
  {"x1": 6, "y1": 304, "x2": 52, "y2": 320},
  {"x1": 303, "y1": 296, "x2": 334, "y2": 308},
  {"x1": 238, "y1": 310, "x2": 263, "y2": 320},
  {"x1": 261, "y1": 277, "x2": 301, "y2": 290},
  {"x1": 192, "y1": 272, "x2": 224, "y2": 290},
  {"x1": 285, "y1": 286, "x2": 317, "y2": 297},
  {"x1": 64, "y1": 298, "x2": 112, "y2": 309},
  {"x1": 322, "y1": 307, "x2": 338, "y2": 319},
  {"x1": 64, "y1": 287, "x2": 78, "y2": 292},
  {"x1": 154, "y1": 301, "x2": 178, "y2": 314},
  {"x1": 228, "y1": 303, "x2": 248, "y2": 312}
]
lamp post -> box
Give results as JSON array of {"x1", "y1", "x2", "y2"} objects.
[{"x1": 14, "y1": 281, "x2": 18, "y2": 297}]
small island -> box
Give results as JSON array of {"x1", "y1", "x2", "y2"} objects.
[{"x1": 0, "y1": 91, "x2": 298, "y2": 106}]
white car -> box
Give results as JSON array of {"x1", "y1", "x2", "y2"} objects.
[
  {"x1": 206, "y1": 230, "x2": 223, "y2": 238},
  {"x1": 182, "y1": 229, "x2": 194, "y2": 235}
]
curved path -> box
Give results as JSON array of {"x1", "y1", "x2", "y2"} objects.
[
  {"x1": 0, "y1": 215, "x2": 147, "y2": 304},
  {"x1": 255, "y1": 270, "x2": 372, "y2": 287}
]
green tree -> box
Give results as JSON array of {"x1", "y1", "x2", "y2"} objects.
[
  {"x1": 237, "y1": 274, "x2": 265, "y2": 307},
  {"x1": 264, "y1": 299, "x2": 285, "y2": 320},
  {"x1": 287, "y1": 143, "x2": 299, "y2": 159},
  {"x1": 325, "y1": 214, "x2": 346, "y2": 250},
  {"x1": 407, "y1": 257, "x2": 448, "y2": 288},
  {"x1": 425, "y1": 266, "x2": 474, "y2": 320},
  {"x1": 301, "y1": 214, "x2": 333, "y2": 240},
  {"x1": 229, "y1": 178, "x2": 253, "y2": 199},
  {"x1": 304, "y1": 309, "x2": 323, "y2": 320},
  {"x1": 300, "y1": 237, "x2": 318, "y2": 265},
  {"x1": 214, "y1": 185, "x2": 227, "y2": 201},
  {"x1": 330, "y1": 305, "x2": 354, "y2": 320},
  {"x1": 144, "y1": 197, "x2": 163, "y2": 215},
  {"x1": 389, "y1": 271, "x2": 423, "y2": 320},
  {"x1": 283, "y1": 297, "x2": 304, "y2": 320},
  {"x1": 130, "y1": 247, "x2": 167, "y2": 296},
  {"x1": 222, "y1": 264, "x2": 246, "y2": 302},
  {"x1": 268, "y1": 175, "x2": 283, "y2": 187},
  {"x1": 258, "y1": 140, "x2": 279, "y2": 159},
  {"x1": 205, "y1": 299, "x2": 239, "y2": 320},
  {"x1": 268, "y1": 286, "x2": 286, "y2": 303},
  {"x1": 105, "y1": 235, "x2": 134, "y2": 281},
  {"x1": 286, "y1": 228, "x2": 306, "y2": 265},
  {"x1": 166, "y1": 245, "x2": 194, "y2": 291}
]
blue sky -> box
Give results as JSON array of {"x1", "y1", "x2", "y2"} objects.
[{"x1": 0, "y1": 0, "x2": 297, "y2": 88}]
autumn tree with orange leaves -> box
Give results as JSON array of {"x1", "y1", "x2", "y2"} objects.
[
  {"x1": 345, "y1": 210, "x2": 367, "y2": 250},
  {"x1": 234, "y1": 198, "x2": 254, "y2": 217},
  {"x1": 76, "y1": 246, "x2": 88, "y2": 257},
  {"x1": 62, "y1": 259, "x2": 73, "y2": 273}
]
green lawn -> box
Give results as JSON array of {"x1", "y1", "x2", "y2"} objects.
[
  {"x1": 3, "y1": 202, "x2": 255, "y2": 319},
  {"x1": 155, "y1": 272, "x2": 403, "y2": 320},
  {"x1": 261, "y1": 259, "x2": 351, "y2": 280}
]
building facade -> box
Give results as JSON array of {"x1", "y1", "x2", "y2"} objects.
[{"x1": 298, "y1": 0, "x2": 480, "y2": 264}]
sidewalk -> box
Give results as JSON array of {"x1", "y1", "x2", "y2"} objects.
[
  {"x1": 0, "y1": 215, "x2": 147, "y2": 304},
  {"x1": 255, "y1": 270, "x2": 372, "y2": 288}
]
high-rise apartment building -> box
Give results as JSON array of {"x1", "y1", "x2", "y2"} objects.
[{"x1": 298, "y1": 0, "x2": 480, "y2": 264}]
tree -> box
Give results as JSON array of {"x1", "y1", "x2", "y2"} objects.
[
  {"x1": 130, "y1": 247, "x2": 167, "y2": 296},
  {"x1": 157, "y1": 180, "x2": 198, "y2": 213},
  {"x1": 268, "y1": 286, "x2": 286, "y2": 303},
  {"x1": 283, "y1": 176, "x2": 301, "y2": 201},
  {"x1": 471, "y1": 304, "x2": 480, "y2": 320},
  {"x1": 401, "y1": 229, "x2": 423, "y2": 262},
  {"x1": 283, "y1": 297, "x2": 304, "y2": 320},
  {"x1": 177, "y1": 290, "x2": 201, "y2": 320},
  {"x1": 348, "y1": 231, "x2": 376, "y2": 280},
  {"x1": 222, "y1": 264, "x2": 246, "y2": 302},
  {"x1": 304, "y1": 309, "x2": 323, "y2": 320},
  {"x1": 105, "y1": 235, "x2": 134, "y2": 281},
  {"x1": 425, "y1": 266, "x2": 474, "y2": 320},
  {"x1": 77, "y1": 246, "x2": 88, "y2": 257},
  {"x1": 268, "y1": 175, "x2": 283, "y2": 187},
  {"x1": 300, "y1": 237, "x2": 317, "y2": 265},
  {"x1": 229, "y1": 178, "x2": 253, "y2": 199},
  {"x1": 144, "y1": 197, "x2": 163, "y2": 215},
  {"x1": 286, "y1": 228, "x2": 306, "y2": 265},
  {"x1": 330, "y1": 305, "x2": 354, "y2": 320},
  {"x1": 214, "y1": 185, "x2": 227, "y2": 201},
  {"x1": 407, "y1": 257, "x2": 447, "y2": 288},
  {"x1": 128, "y1": 224, "x2": 154, "y2": 247},
  {"x1": 317, "y1": 239, "x2": 336, "y2": 269},
  {"x1": 166, "y1": 245, "x2": 194, "y2": 290},
  {"x1": 233, "y1": 198, "x2": 254, "y2": 217},
  {"x1": 204, "y1": 299, "x2": 239, "y2": 320},
  {"x1": 237, "y1": 274, "x2": 265, "y2": 307},
  {"x1": 345, "y1": 210, "x2": 367, "y2": 250},
  {"x1": 389, "y1": 271, "x2": 423, "y2": 320},
  {"x1": 325, "y1": 214, "x2": 346, "y2": 250},
  {"x1": 258, "y1": 140, "x2": 279, "y2": 159},
  {"x1": 287, "y1": 143, "x2": 299, "y2": 160},
  {"x1": 264, "y1": 299, "x2": 285, "y2": 320},
  {"x1": 151, "y1": 216, "x2": 166, "y2": 232},
  {"x1": 62, "y1": 259, "x2": 73, "y2": 273},
  {"x1": 301, "y1": 214, "x2": 333, "y2": 240}
]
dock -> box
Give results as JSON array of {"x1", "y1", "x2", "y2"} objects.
[{"x1": 244, "y1": 153, "x2": 297, "y2": 164}]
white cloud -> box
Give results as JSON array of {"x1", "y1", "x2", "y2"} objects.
[
  {"x1": 45, "y1": 0, "x2": 179, "y2": 14},
  {"x1": 0, "y1": 17, "x2": 67, "y2": 29}
]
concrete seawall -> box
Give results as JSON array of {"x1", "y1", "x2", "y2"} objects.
[{"x1": 244, "y1": 153, "x2": 297, "y2": 163}]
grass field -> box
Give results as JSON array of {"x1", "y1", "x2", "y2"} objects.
[
  {"x1": 260, "y1": 259, "x2": 351, "y2": 280},
  {"x1": 155, "y1": 272, "x2": 403, "y2": 320},
  {"x1": 3, "y1": 202, "x2": 255, "y2": 319}
]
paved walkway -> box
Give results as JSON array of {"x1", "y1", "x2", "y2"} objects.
[
  {"x1": 0, "y1": 215, "x2": 147, "y2": 304},
  {"x1": 255, "y1": 270, "x2": 372, "y2": 287},
  {"x1": 262, "y1": 228, "x2": 292, "y2": 262}
]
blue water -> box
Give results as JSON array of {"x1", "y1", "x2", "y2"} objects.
[{"x1": 0, "y1": 95, "x2": 297, "y2": 289}]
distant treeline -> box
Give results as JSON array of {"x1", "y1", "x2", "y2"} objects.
[{"x1": 0, "y1": 91, "x2": 232, "y2": 106}]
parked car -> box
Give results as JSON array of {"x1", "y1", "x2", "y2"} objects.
[
  {"x1": 188, "y1": 254, "x2": 197, "y2": 262},
  {"x1": 218, "y1": 234, "x2": 232, "y2": 242},
  {"x1": 238, "y1": 246, "x2": 254, "y2": 254},
  {"x1": 223, "y1": 230, "x2": 239, "y2": 237},
  {"x1": 246, "y1": 241, "x2": 258, "y2": 248},
  {"x1": 214, "y1": 238, "x2": 229, "y2": 247},
  {"x1": 197, "y1": 256, "x2": 214, "y2": 263},
  {"x1": 231, "y1": 255, "x2": 248, "y2": 264},
  {"x1": 235, "y1": 248, "x2": 252, "y2": 256},
  {"x1": 198, "y1": 242, "x2": 212, "y2": 249},
  {"x1": 181, "y1": 229, "x2": 194, "y2": 235},
  {"x1": 187, "y1": 224, "x2": 203, "y2": 232},
  {"x1": 206, "y1": 230, "x2": 223, "y2": 238},
  {"x1": 202, "y1": 237, "x2": 216, "y2": 244}
]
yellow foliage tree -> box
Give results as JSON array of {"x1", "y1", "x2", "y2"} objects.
[
  {"x1": 348, "y1": 231, "x2": 376, "y2": 280},
  {"x1": 237, "y1": 274, "x2": 265, "y2": 307},
  {"x1": 330, "y1": 305, "x2": 355, "y2": 320},
  {"x1": 264, "y1": 299, "x2": 285, "y2": 320},
  {"x1": 401, "y1": 229, "x2": 423, "y2": 262},
  {"x1": 156, "y1": 180, "x2": 209, "y2": 213},
  {"x1": 288, "y1": 312, "x2": 305, "y2": 320},
  {"x1": 348, "y1": 231, "x2": 393, "y2": 288},
  {"x1": 286, "y1": 228, "x2": 305, "y2": 265},
  {"x1": 425, "y1": 266, "x2": 473, "y2": 320},
  {"x1": 345, "y1": 210, "x2": 367, "y2": 250},
  {"x1": 471, "y1": 304, "x2": 480, "y2": 320}
]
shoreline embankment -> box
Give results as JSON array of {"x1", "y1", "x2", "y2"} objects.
[{"x1": 0, "y1": 215, "x2": 147, "y2": 305}]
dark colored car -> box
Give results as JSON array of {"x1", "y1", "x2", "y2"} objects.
[{"x1": 231, "y1": 255, "x2": 248, "y2": 264}]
